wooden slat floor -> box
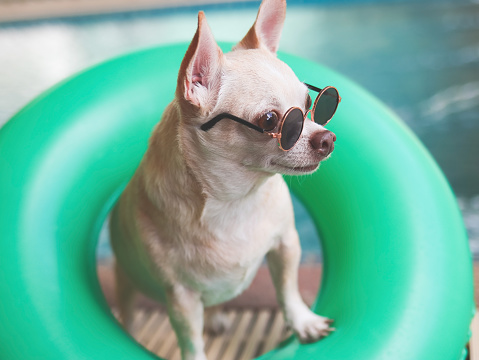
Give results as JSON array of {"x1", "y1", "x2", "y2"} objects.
[
  {"x1": 470, "y1": 313, "x2": 479, "y2": 360},
  {"x1": 0, "y1": 0, "x2": 239, "y2": 23},
  {"x1": 124, "y1": 308, "x2": 479, "y2": 360},
  {"x1": 125, "y1": 308, "x2": 292, "y2": 360}
]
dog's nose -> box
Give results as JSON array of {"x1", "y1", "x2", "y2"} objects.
[{"x1": 310, "y1": 131, "x2": 336, "y2": 156}]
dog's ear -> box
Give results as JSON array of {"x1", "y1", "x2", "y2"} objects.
[
  {"x1": 234, "y1": 0, "x2": 286, "y2": 53},
  {"x1": 177, "y1": 11, "x2": 223, "y2": 109}
]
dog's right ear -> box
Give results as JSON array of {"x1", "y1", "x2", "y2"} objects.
[{"x1": 177, "y1": 12, "x2": 223, "y2": 111}]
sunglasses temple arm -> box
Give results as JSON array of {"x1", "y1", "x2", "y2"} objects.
[
  {"x1": 200, "y1": 113, "x2": 265, "y2": 133},
  {"x1": 304, "y1": 83, "x2": 323, "y2": 93}
]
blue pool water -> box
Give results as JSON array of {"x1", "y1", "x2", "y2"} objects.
[{"x1": 1, "y1": 0, "x2": 478, "y2": 259}]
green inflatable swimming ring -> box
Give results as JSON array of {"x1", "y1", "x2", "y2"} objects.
[{"x1": 0, "y1": 43, "x2": 474, "y2": 360}]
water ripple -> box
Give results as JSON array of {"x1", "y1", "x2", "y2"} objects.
[{"x1": 420, "y1": 81, "x2": 479, "y2": 121}]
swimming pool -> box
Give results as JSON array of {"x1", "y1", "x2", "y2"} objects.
[{"x1": 1, "y1": 0, "x2": 478, "y2": 258}]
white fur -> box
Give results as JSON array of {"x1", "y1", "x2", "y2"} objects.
[{"x1": 110, "y1": 1, "x2": 336, "y2": 359}]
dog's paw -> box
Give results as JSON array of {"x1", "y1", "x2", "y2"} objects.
[
  {"x1": 204, "y1": 310, "x2": 231, "y2": 335},
  {"x1": 288, "y1": 308, "x2": 334, "y2": 344}
]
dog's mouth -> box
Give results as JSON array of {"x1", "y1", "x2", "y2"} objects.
[{"x1": 270, "y1": 161, "x2": 320, "y2": 174}]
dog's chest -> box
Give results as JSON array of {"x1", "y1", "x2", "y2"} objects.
[
  {"x1": 203, "y1": 197, "x2": 277, "y2": 252},
  {"x1": 176, "y1": 179, "x2": 292, "y2": 305}
]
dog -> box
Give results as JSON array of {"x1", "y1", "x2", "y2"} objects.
[{"x1": 110, "y1": 0, "x2": 337, "y2": 359}]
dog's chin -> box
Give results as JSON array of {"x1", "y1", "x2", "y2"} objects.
[{"x1": 269, "y1": 161, "x2": 321, "y2": 175}]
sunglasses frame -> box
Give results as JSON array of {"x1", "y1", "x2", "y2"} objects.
[
  {"x1": 305, "y1": 84, "x2": 342, "y2": 126},
  {"x1": 200, "y1": 83, "x2": 341, "y2": 151}
]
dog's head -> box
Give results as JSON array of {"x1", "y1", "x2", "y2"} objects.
[{"x1": 176, "y1": 0, "x2": 336, "y2": 177}]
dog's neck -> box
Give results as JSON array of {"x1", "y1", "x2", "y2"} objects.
[
  {"x1": 142, "y1": 102, "x2": 272, "y2": 220},
  {"x1": 181, "y1": 131, "x2": 271, "y2": 203}
]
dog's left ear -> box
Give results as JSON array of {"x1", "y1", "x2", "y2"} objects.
[
  {"x1": 177, "y1": 11, "x2": 223, "y2": 110},
  {"x1": 234, "y1": 0, "x2": 286, "y2": 53}
]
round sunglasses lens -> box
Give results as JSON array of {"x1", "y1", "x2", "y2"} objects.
[
  {"x1": 313, "y1": 87, "x2": 339, "y2": 125},
  {"x1": 280, "y1": 108, "x2": 304, "y2": 150}
]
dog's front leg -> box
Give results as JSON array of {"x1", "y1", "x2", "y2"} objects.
[
  {"x1": 166, "y1": 285, "x2": 206, "y2": 360},
  {"x1": 267, "y1": 228, "x2": 334, "y2": 343}
]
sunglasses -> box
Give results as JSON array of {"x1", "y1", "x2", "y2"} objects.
[{"x1": 200, "y1": 83, "x2": 341, "y2": 151}]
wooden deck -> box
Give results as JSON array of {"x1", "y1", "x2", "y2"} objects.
[
  {"x1": 102, "y1": 262, "x2": 479, "y2": 359},
  {"x1": 470, "y1": 312, "x2": 479, "y2": 360},
  {"x1": 0, "y1": 0, "x2": 247, "y2": 23},
  {"x1": 125, "y1": 307, "x2": 291, "y2": 360},
  {"x1": 123, "y1": 306, "x2": 479, "y2": 360}
]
